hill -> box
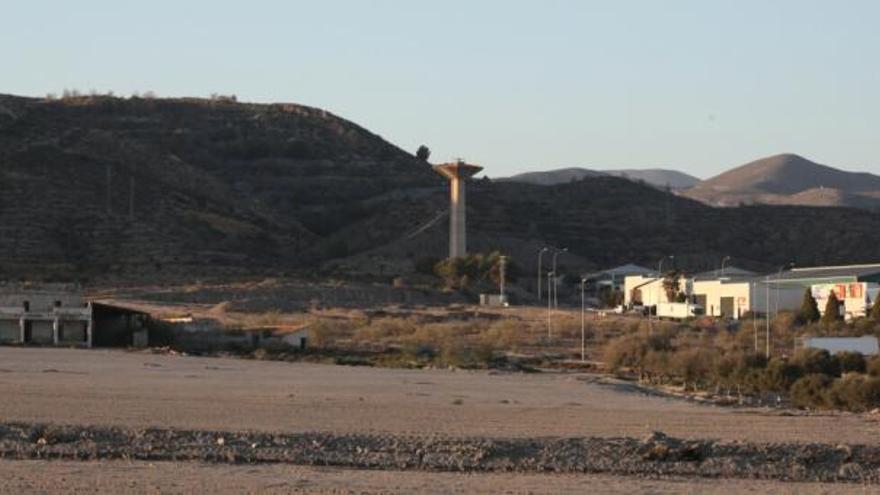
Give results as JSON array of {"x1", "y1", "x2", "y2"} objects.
[
  {"x1": 0, "y1": 93, "x2": 435, "y2": 280},
  {"x1": 2, "y1": 94, "x2": 880, "y2": 284},
  {"x1": 504, "y1": 167, "x2": 699, "y2": 190},
  {"x1": 600, "y1": 169, "x2": 700, "y2": 190},
  {"x1": 683, "y1": 153, "x2": 880, "y2": 209}
]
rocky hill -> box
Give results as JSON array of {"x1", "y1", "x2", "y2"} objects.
[
  {"x1": 504, "y1": 167, "x2": 700, "y2": 190},
  {"x1": 683, "y1": 153, "x2": 880, "y2": 209},
  {"x1": 0, "y1": 94, "x2": 435, "y2": 280},
  {"x1": 2, "y1": 94, "x2": 880, "y2": 283}
]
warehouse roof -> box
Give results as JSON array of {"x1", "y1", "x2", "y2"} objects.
[{"x1": 766, "y1": 263, "x2": 880, "y2": 285}]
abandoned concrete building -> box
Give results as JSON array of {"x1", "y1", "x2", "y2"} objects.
[{"x1": 0, "y1": 284, "x2": 149, "y2": 348}]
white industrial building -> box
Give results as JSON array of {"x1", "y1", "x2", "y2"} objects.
[{"x1": 624, "y1": 262, "x2": 880, "y2": 320}]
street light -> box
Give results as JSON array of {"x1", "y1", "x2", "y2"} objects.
[
  {"x1": 580, "y1": 277, "x2": 587, "y2": 362},
  {"x1": 537, "y1": 247, "x2": 549, "y2": 302},
  {"x1": 552, "y1": 248, "x2": 568, "y2": 309},
  {"x1": 720, "y1": 256, "x2": 731, "y2": 277},
  {"x1": 775, "y1": 262, "x2": 795, "y2": 317},
  {"x1": 547, "y1": 270, "x2": 554, "y2": 339}
]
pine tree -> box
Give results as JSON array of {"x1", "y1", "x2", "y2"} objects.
[
  {"x1": 871, "y1": 294, "x2": 880, "y2": 320},
  {"x1": 822, "y1": 291, "x2": 843, "y2": 325},
  {"x1": 798, "y1": 288, "x2": 820, "y2": 324}
]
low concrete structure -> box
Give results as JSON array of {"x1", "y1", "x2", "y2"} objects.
[
  {"x1": 0, "y1": 284, "x2": 149, "y2": 348},
  {"x1": 803, "y1": 336, "x2": 880, "y2": 356}
]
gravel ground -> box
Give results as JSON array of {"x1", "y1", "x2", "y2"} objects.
[
  {"x1": 1, "y1": 423, "x2": 879, "y2": 483},
  {"x1": 0, "y1": 347, "x2": 877, "y2": 444},
  {"x1": 0, "y1": 460, "x2": 873, "y2": 494}
]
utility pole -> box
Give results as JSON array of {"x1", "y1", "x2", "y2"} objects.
[
  {"x1": 537, "y1": 247, "x2": 548, "y2": 302},
  {"x1": 552, "y1": 248, "x2": 567, "y2": 309},
  {"x1": 499, "y1": 256, "x2": 507, "y2": 303},
  {"x1": 720, "y1": 256, "x2": 731, "y2": 277},
  {"x1": 581, "y1": 277, "x2": 587, "y2": 362},
  {"x1": 752, "y1": 282, "x2": 758, "y2": 353}
]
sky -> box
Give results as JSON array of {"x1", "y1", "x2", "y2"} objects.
[{"x1": 2, "y1": 1, "x2": 878, "y2": 178}]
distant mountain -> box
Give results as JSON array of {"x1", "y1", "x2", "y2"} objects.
[
  {"x1": 501, "y1": 167, "x2": 603, "y2": 186},
  {"x1": 600, "y1": 169, "x2": 701, "y2": 190},
  {"x1": 504, "y1": 167, "x2": 700, "y2": 190},
  {"x1": 683, "y1": 154, "x2": 880, "y2": 209}
]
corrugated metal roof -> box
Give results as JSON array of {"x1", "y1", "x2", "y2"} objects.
[{"x1": 770, "y1": 263, "x2": 880, "y2": 284}]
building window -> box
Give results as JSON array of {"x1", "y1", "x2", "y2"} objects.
[{"x1": 22, "y1": 301, "x2": 30, "y2": 312}]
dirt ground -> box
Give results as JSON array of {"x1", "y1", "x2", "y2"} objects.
[
  {"x1": 0, "y1": 347, "x2": 877, "y2": 443},
  {"x1": 2, "y1": 347, "x2": 880, "y2": 493},
  {"x1": 0, "y1": 460, "x2": 872, "y2": 495}
]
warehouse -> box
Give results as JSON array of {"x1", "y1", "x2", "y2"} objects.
[
  {"x1": 0, "y1": 284, "x2": 149, "y2": 348},
  {"x1": 771, "y1": 264, "x2": 880, "y2": 320}
]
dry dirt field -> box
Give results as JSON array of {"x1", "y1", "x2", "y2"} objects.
[
  {"x1": 1, "y1": 347, "x2": 879, "y2": 493},
  {"x1": 0, "y1": 460, "x2": 875, "y2": 494}
]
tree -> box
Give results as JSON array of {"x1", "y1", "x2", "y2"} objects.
[
  {"x1": 416, "y1": 145, "x2": 431, "y2": 161},
  {"x1": 798, "y1": 288, "x2": 820, "y2": 324},
  {"x1": 822, "y1": 291, "x2": 843, "y2": 325},
  {"x1": 871, "y1": 294, "x2": 880, "y2": 320}
]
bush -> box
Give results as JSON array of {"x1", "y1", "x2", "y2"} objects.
[
  {"x1": 789, "y1": 374, "x2": 832, "y2": 409},
  {"x1": 867, "y1": 356, "x2": 880, "y2": 377},
  {"x1": 837, "y1": 351, "x2": 867, "y2": 374},
  {"x1": 760, "y1": 358, "x2": 803, "y2": 393},
  {"x1": 825, "y1": 375, "x2": 880, "y2": 412},
  {"x1": 791, "y1": 348, "x2": 840, "y2": 377}
]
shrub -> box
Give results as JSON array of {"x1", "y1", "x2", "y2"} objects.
[
  {"x1": 760, "y1": 358, "x2": 803, "y2": 393},
  {"x1": 307, "y1": 319, "x2": 354, "y2": 348},
  {"x1": 825, "y1": 375, "x2": 880, "y2": 412},
  {"x1": 415, "y1": 145, "x2": 430, "y2": 161},
  {"x1": 789, "y1": 374, "x2": 832, "y2": 409},
  {"x1": 868, "y1": 356, "x2": 880, "y2": 377},
  {"x1": 791, "y1": 348, "x2": 840, "y2": 377},
  {"x1": 837, "y1": 351, "x2": 867, "y2": 374}
]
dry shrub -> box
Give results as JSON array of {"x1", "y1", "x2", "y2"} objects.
[
  {"x1": 308, "y1": 318, "x2": 356, "y2": 348},
  {"x1": 353, "y1": 317, "x2": 418, "y2": 342},
  {"x1": 482, "y1": 319, "x2": 530, "y2": 351}
]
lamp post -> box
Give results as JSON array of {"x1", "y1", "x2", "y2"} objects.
[
  {"x1": 765, "y1": 274, "x2": 771, "y2": 359},
  {"x1": 537, "y1": 247, "x2": 549, "y2": 302},
  {"x1": 547, "y1": 270, "x2": 554, "y2": 339},
  {"x1": 775, "y1": 262, "x2": 795, "y2": 318},
  {"x1": 552, "y1": 248, "x2": 567, "y2": 309},
  {"x1": 581, "y1": 277, "x2": 587, "y2": 362},
  {"x1": 720, "y1": 256, "x2": 731, "y2": 277},
  {"x1": 655, "y1": 255, "x2": 674, "y2": 317}
]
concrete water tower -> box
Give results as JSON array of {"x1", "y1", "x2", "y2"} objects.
[{"x1": 433, "y1": 160, "x2": 483, "y2": 259}]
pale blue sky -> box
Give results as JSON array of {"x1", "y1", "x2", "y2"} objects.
[{"x1": 2, "y1": 1, "x2": 878, "y2": 178}]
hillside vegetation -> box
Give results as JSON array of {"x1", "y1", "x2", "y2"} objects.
[{"x1": 2, "y1": 94, "x2": 880, "y2": 283}]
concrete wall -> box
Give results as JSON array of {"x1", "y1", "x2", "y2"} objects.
[{"x1": 0, "y1": 320, "x2": 20, "y2": 343}]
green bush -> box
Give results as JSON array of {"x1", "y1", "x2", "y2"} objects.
[
  {"x1": 825, "y1": 375, "x2": 880, "y2": 412},
  {"x1": 789, "y1": 374, "x2": 832, "y2": 409},
  {"x1": 837, "y1": 351, "x2": 867, "y2": 374},
  {"x1": 791, "y1": 348, "x2": 840, "y2": 377},
  {"x1": 760, "y1": 358, "x2": 803, "y2": 393},
  {"x1": 867, "y1": 356, "x2": 880, "y2": 377}
]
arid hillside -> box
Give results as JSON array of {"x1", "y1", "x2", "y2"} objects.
[
  {"x1": 0, "y1": 94, "x2": 436, "y2": 280},
  {"x1": 2, "y1": 94, "x2": 880, "y2": 283},
  {"x1": 683, "y1": 153, "x2": 880, "y2": 209}
]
